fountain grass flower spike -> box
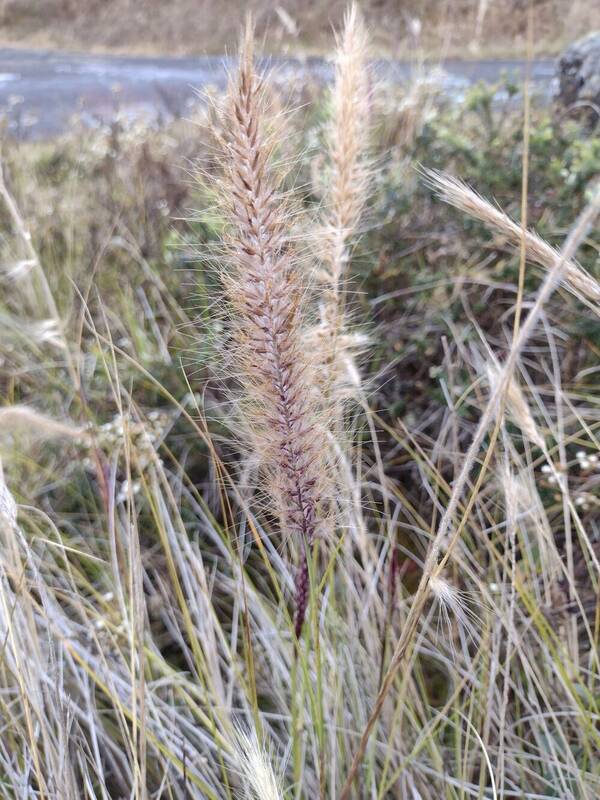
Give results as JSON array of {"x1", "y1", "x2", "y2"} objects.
[{"x1": 209, "y1": 23, "x2": 329, "y2": 640}]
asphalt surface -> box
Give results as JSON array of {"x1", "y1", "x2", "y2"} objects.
[{"x1": 0, "y1": 48, "x2": 557, "y2": 139}]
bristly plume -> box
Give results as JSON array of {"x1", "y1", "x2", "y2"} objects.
[
  {"x1": 423, "y1": 168, "x2": 600, "y2": 304},
  {"x1": 210, "y1": 24, "x2": 327, "y2": 639},
  {"x1": 314, "y1": 4, "x2": 372, "y2": 408},
  {"x1": 233, "y1": 728, "x2": 283, "y2": 800}
]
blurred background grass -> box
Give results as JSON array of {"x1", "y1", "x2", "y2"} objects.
[{"x1": 0, "y1": 0, "x2": 594, "y2": 57}]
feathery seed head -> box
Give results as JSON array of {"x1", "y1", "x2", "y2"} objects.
[
  {"x1": 430, "y1": 574, "x2": 480, "y2": 645},
  {"x1": 233, "y1": 728, "x2": 283, "y2": 800},
  {"x1": 312, "y1": 4, "x2": 373, "y2": 410},
  {"x1": 210, "y1": 26, "x2": 329, "y2": 638},
  {"x1": 0, "y1": 460, "x2": 17, "y2": 528},
  {"x1": 327, "y1": 4, "x2": 371, "y2": 245},
  {"x1": 0, "y1": 405, "x2": 84, "y2": 442},
  {"x1": 423, "y1": 168, "x2": 600, "y2": 303}
]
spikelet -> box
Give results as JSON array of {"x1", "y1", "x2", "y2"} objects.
[
  {"x1": 485, "y1": 362, "x2": 544, "y2": 448},
  {"x1": 423, "y1": 169, "x2": 600, "y2": 304},
  {"x1": 429, "y1": 574, "x2": 479, "y2": 645},
  {"x1": 315, "y1": 4, "x2": 372, "y2": 405},
  {"x1": 500, "y1": 463, "x2": 560, "y2": 577},
  {"x1": 211, "y1": 25, "x2": 327, "y2": 638},
  {"x1": 233, "y1": 728, "x2": 283, "y2": 800}
]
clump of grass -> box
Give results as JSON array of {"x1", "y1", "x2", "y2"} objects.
[
  {"x1": 0, "y1": 7, "x2": 599, "y2": 800},
  {"x1": 339, "y1": 172, "x2": 600, "y2": 800}
]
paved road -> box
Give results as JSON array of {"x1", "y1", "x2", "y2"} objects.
[{"x1": 0, "y1": 48, "x2": 557, "y2": 139}]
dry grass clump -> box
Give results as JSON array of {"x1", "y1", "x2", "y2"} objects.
[
  {"x1": 0, "y1": 5, "x2": 599, "y2": 800},
  {"x1": 339, "y1": 180, "x2": 600, "y2": 798}
]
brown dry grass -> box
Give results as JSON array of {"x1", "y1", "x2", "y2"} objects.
[
  {"x1": 0, "y1": 0, "x2": 594, "y2": 57},
  {"x1": 0, "y1": 7, "x2": 598, "y2": 796}
]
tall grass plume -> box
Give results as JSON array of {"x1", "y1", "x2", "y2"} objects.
[
  {"x1": 314, "y1": 4, "x2": 372, "y2": 409},
  {"x1": 207, "y1": 24, "x2": 329, "y2": 639}
]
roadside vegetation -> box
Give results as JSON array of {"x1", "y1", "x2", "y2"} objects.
[
  {"x1": 0, "y1": 0, "x2": 595, "y2": 57},
  {"x1": 0, "y1": 6, "x2": 598, "y2": 798}
]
